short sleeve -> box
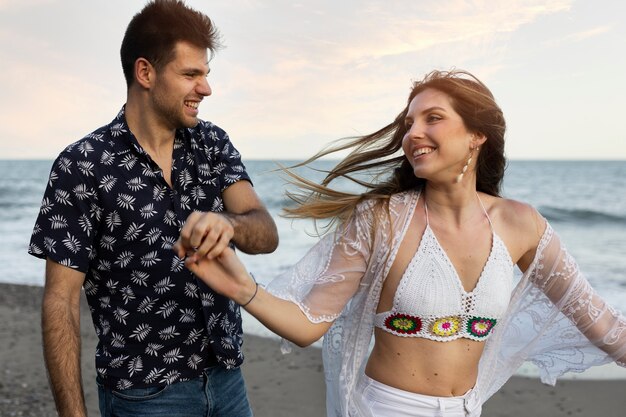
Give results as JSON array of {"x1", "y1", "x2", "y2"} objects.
[
  {"x1": 203, "y1": 123, "x2": 251, "y2": 191},
  {"x1": 266, "y1": 200, "x2": 375, "y2": 323},
  {"x1": 28, "y1": 152, "x2": 100, "y2": 272}
]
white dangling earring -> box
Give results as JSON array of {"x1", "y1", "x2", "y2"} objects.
[{"x1": 455, "y1": 146, "x2": 478, "y2": 183}]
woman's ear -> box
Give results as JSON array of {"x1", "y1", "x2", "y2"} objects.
[{"x1": 472, "y1": 132, "x2": 487, "y2": 148}]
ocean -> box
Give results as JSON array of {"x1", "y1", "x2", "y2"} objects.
[{"x1": 2, "y1": 159, "x2": 626, "y2": 378}]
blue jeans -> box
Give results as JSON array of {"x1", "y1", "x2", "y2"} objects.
[{"x1": 97, "y1": 366, "x2": 253, "y2": 417}]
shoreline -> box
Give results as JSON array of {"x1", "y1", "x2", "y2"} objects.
[{"x1": 1, "y1": 283, "x2": 625, "y2": 416}]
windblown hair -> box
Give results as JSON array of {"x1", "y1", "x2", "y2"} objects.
[
  {"x1": 120, "y1": 0, "x2": 221, "y2": 88},
  {"x1": 283, "y1": 70, "x2": 507, "y2": 228}
]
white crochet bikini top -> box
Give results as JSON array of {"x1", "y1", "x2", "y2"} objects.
[{"x1": 374, "y1": 194, "x2": 514, "y2": 342}]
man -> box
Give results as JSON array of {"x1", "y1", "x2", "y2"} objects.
[{"x1": 28, "y1": 1, "x2": 278, "y2": 416}]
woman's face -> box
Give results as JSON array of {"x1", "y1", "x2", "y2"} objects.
[{"x1": 401, "y1": 88, "x2": 477, "y2": 183}]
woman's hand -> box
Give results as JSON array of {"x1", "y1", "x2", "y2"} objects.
[{"x1": 183, "y1": 247, "x2": 257, "y2": 305}]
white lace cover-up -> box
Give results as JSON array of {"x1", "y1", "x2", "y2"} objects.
[{"x1": 266, "y1": 190, "x2": 626, "y2": 417}]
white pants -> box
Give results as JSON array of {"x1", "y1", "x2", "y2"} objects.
[{"x1": 353, "y1": 373, "x2": 482, "y2": 417}]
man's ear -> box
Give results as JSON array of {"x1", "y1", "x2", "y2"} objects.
[{"x1": 134, "y1": 58, "x2": 154, "y2": 89}]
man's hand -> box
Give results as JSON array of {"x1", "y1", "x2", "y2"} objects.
[{"x1": 174, "y1": 211, "x2": 235, "y2": 261}]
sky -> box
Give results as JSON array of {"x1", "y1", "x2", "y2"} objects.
[{"x1": 1, "y1": 0, "x2": 625, "y2": 160}]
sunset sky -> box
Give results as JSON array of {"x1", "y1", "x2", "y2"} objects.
[{"x1": 1, "y1": 0, "x2": 625, "y2": 160}]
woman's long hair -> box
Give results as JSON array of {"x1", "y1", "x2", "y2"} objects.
[{"x1": 283, "y1": 70, "x2": 507, "y2": 229}]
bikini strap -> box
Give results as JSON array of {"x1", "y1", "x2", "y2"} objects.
[{"x1": 476, "y1": 193, "x2": 494, "y2": 231}]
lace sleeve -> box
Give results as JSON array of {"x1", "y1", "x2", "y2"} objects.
[
  {"x1": 265, "y1": 200, "x2": 375, "y2": 324},
  {"x1": 529, "y1": 228, "x2": 626, "y2": 366}
]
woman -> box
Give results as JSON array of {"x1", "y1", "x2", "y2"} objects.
[{"x1": 175, "y1": 70, "x2": 626, "y2": 417}]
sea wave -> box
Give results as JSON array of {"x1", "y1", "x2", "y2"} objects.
[{"x1": 539, "y1": 206, "x2": 626, "y2": 225}]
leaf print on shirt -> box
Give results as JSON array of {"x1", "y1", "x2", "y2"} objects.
[
  {"x1": 54, "y1": 189, "x2": 73, "y2": 206},
  {"x1": 171, "y1": 257, "x2": 184, "y2": 272},
  {"x1": 127, "y1": 177, "x2": 147, "y2": 192},
  {"x1": 100, "y1": 150, "x2": 115, "y2": 166},
  {"x1": 206, "y1": 312, "x2": 221, "y2": 331},
  {"x1": 78, "y1": 214, "x2": 92, "y2": 236},
  {"x1": 110, "y1": 123, "x2": 128, "y2": 137},
  {"x1": 211, "y1": 198, "x2": 224, "y2": 212},
  {"x1": 201, "y1": 292, "x2": 215, "y2": 307},
  {"x1": 220, "y1": 336, "x2": 235, "y2": 350},
  {"x1": 187, "y1": 354, "x2": 202, "y2": 370},
  {"x1": 140, "y1": 162, "x2": 158, "y2": 178},
  {"x1": 97, "y1": 259, "x2": 112, "y2": 271},
  {"x1": 116, "y1": 379, "x2": 133, "y2": 390},
  {"x1": 73, "y1": 184, "x2": 94, "y2": 200},
  {"x1": 156, "y1": 300, "x2": 178, "y2": 318},
  {"x1": 142, "y1": 227, "x2": 162, "y2": 245},
  {"x1": 184, "y1": 282, "x2": 199, "y2": 298},
  {"x1": 117, "y1": 194, "x2": 136, "y2": 211},
  {"x1": 140, "y1": 204, "x2": 158, "y2": 220},
  {"x1": 140, "y1": 251, "x2": 161, "y2": 267},
  {"x1": 58, "y1": 157, "x2": 72, "y2": 173},
  {"x1": 154, "y1": 277, "x2": 175, "y2": 294},
  {"x1": 106, "y1": 279, "x2": 119, "y2": 294},
  {"x1": 40, "y1": 197, "x2": 54, "y2": 214},
  {"x1": 105, "y1": 211, "x2": 122, "y2": 232},
  {"x1": 77, "y1": 161, "x2": 95, "y2": 177},
  {"x1": 137, "y1": 296, "x2": 158, "y2": 314},
  {"x1": 224, "y1": 173, "x2": 242, "y2": 184},
  {"x1": 190, "y1": 185, "x2": 206, "y2": 205},
  {"x1": 160, "y1": 370, "x2": 181, "y2": 385},
  {"x1": 115, "y1": 251, "x2": 134, "y2": 268},
  {"x1": 49, "y1": 214, "x2": 68, "y2": 230},
  {"x1": 129, "y1": 324, "x2": 152, "y2": 342},
  {"x1": 179, "y1": 195, "x2": 191, "y2": 210},
  {"x1": 121, "y1": 285, "x2": 136, "y2": 304},
  {"x1": 178, "y1": 169, "x2": 193, "y2": 190},
  {"x1": 111, "y1": 332, "x2": 126, "y2": 348},
  {"x1": 184, "y1": 328, "x2": 203, "y2": 345},
  {"x1": 100, "y1": 235, "x2": 116, "y2": 251},
  {"x1": 58, "y1": 258, "x2": 78, "y2": 268},
  {"x1": 158, "y1": 325, "x2": 180, "y2": 340},
  {"x1": 99, "y1": 296, "x2": 111, "y2": 309},
  {"x1": 83, "y1": 279, "x2": 98, "y2": 296},
  {"x1": 29, "y1": 243, "x2": 43, "y2": 255},
  {"x1": 130, "y1": 270, "x2": 149, "y2": 287},
  {"x1": 113, "y1": 307, "x2": 129, "y2": 324},
  {"x1": 128, "y1": 356, "x2": 143, "y2": 377},
  {"x1": 179, "y1": 308, "x2": 196, "y2": 323},
  {"x1": 43, "y1": 237, "x2": 57, "y2": 253},
  {"x1": 153, "y1": 185, "x2": 167, "y2": 201},
  {"x1": 163, "y1": 210, "x2": 177, "y2": 226},
  {"x1": 125, "y1": 222, "x2": 145, "y2": 241},
  {"x1": 62, "y1": 232, "x2": 81, "y2": 254},
  {"x1": 145, "y1": 345, "x2": 164, "y2": 357},
  {"x1": 161, "y1": 236, "x2": 176, "y2": 250},
  {"x1": 163, "y1": 348, "x2": 183, "y2": 364},
  {"x1": 109, "y1": 354, "x2": 130, "y2": 368},
  {"x1": 143, "y1": 367, "x2": 165, "y2": 383},
  {"x1": 100, "y1": 175, "x2": 118, "y2": 193},
  {"x1": 48, "y1": 170, "x2": 58, "y2": 188},
  {"x1": 198, "y1": 163, "x2": 211, "y2": 176},
  {"x1": 118, "y1": 154, "x2": 138, "y2": 171},
  {"x1": 89, "y1": 203, "x2": 103, "y2": 222}
]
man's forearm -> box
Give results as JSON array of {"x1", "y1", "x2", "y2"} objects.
[
  {"x1": 225, "y1": 208, "x2": 278, "y2": 254},
  {"x1": 42, "y1": 292, "x2": 87, "y2": 417}
]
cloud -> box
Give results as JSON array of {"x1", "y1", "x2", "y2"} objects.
[{"x1": 545, "y1": 25, "x2": 612, "y2": 47}]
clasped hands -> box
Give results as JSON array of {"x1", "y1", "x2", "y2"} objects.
[{"x1": 172, "y1": 211, "x2": 256, "y2": 305}]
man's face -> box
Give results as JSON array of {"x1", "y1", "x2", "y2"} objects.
[{"x1": 151, "y1": 41, "x2": 211, "y2": 130}]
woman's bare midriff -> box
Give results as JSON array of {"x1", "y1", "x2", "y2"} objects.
[{"x1": 364, "y1": 329, "x2": 485, "y2": 397}]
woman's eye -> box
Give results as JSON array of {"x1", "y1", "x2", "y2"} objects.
[{"x1": 427, "y1": 114, "x2": 442, "y2": 123}]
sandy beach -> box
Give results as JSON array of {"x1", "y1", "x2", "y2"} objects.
[{"x1": 1, "y1": 283, "x2": 625, "y2": 417}]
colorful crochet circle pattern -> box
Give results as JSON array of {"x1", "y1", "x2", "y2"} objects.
[
  {"x1": 431, "y1": 316, "x2": 460, "y2": 337},
  {"x1": 385, "y1": 313, "x2": 422, "y2": 334},
  {"x1": 467, "y1": 317, "x2": 496, "y2": 338}
]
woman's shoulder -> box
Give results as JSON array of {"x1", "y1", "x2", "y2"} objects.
[{"x1": 481, "y1": 194, "x2": 547, "y2": 261}]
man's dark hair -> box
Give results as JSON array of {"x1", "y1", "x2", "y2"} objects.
[{"x1": 120, "y1": 0, "x2": 221, "y2": 87}]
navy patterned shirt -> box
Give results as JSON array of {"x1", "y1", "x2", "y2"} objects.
[{"x1": 29, "y1": 107, "x2": 251, "y2": 390}]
